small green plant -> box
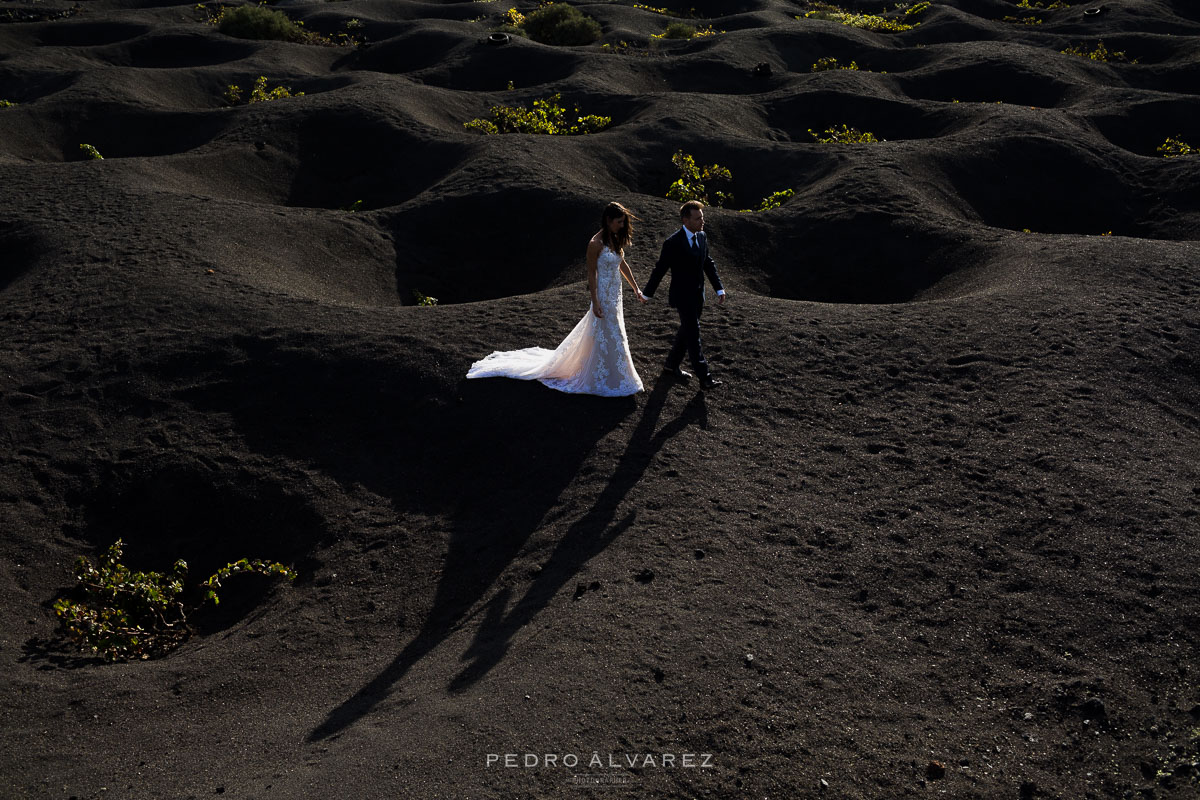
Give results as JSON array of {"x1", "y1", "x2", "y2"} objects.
[
  {"x1": 464, "y1": 119, "x2": 495, "y2": 134},
  {"x1": 79, "y1": 143, "x2": 103, "y2": 160},
  {"x1": 413, "y1": 290, "x2": 438, "y2": 306},
  {"x1": 1016, "y1": 0, "x2": 1068, "y2": 8},
  {"x1": 224, "y1": 76, "x2": 304, "y2": 106},
  {"x1": 345, "y1": 199, "x2": 364, "y2": 212},
  {"x1": 334, "y1": 18, "x2": 365, "y2": 45},
  {"x1": 0, "y1": 99, "x2": 17, "y2": 108},
  {"x1": 1002, "y1": 15, "x2": 1042, "y2": 24},
  {"x1": 248, "y1": 76, "x2": 302, "y2": 103},
  {"x1": 523, "y1": 2, "x2": 601, "y2": 45},
  {"x1": 666, "y1": 150, "x2": 733, "y2": 207},
  {"x1": 1158, "y1": 136, "x2": 1194, "y2": 158},
  {"x1": 1061, "y1": 41, "x2": 1133, "y2": 62},
  {"x1": 752, "y1": 189, "x2": 795, "y2": 211},
  {"x1": 800, "y1": 1, "x2": 927, "y2": 31},
  {"x1": 487, "y1": 6, "x2": 524, "y2": 31},
  {"x1": 489, "y1": 9, "x2": 523, "y2": 35},
  {"x1": 464, "y1": 93, "x2": 610, "y2": 135},
  {"x1": 601, "y1": 40, "x2": 650, "y2": 55},
  {"x1": 809, "y1": 124, "x2": 881, "y2": 143},
  {"x1": 52, "y1": 539, "x2": 296, "y2": 661},
  {"x1": 665, "y1": 151, "x2": 793, "y2": 212},
  {"x1": 811, "y1": 56, "x2": 860, "y2": 71},
  {"x1": 195, "y1": 2, "x2": 228, "y2": 26}
]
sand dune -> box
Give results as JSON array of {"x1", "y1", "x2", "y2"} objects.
[{"x1": 2, "y1": 1, "x2": 1198, "y2": 797}]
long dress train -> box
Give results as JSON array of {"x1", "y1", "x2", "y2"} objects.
[{"x1": 466, "y1": 246, "x2": 644, "y2": 396}]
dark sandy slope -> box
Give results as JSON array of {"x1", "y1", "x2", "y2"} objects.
[{"x1": 1, "y1": 0, "x2": 1199, "y2": 797}]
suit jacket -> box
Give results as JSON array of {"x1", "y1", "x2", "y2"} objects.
[{"x1": 644, "y1": 228, "x2": 723, "y2": 312}]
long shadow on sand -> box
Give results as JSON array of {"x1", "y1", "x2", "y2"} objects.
[
  {"x1": 448, "y1": 379, "x2": 706, "y2": 692},
  {"x1": 308, "y1": 376, "x2": 705, "y2": 740},
  {"x1": 164, "y1": 336, "x2": 699, "y2": 738}
]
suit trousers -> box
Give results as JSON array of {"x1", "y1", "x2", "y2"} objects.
[{"x1": 666, "y1": 305, "x2": 708, "y2": 377}]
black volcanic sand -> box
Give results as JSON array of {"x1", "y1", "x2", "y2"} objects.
[{"x1": 2, "y1": 0, "x2": 1199, "y2": 797}]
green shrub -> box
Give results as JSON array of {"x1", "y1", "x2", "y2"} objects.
[
  {"x1": 1060, "y1": 40, "x2": 1133, "y2": 62},
  {"x1": 52, "y1": 539, "x2": 296, "y2": 661},
  {"x1": 811, "y1": 56, "x2": 859, "y2": 71},
  {"x1": 523, "y1": 3, "x2": 601, "y2": 46},
  {"x1": 219, "y1": 5, "x2": 304, "y2": 42},
  {"x1": 209, "y1": 4, "x2": 354, "y2": 45},
  {"x1": 79, "y1": 143, "x2": 103, "y2": 160},
  {"x1": 1158, "y1": 136, "x2": 1194, "y2": 158},
  {"x1": 464, "y1": 93, "x2": 610, "y2": 135},
  {"x1": 809, "y1": 124, "x2": 881, "y2": 143},
  {"x1": 413, "y1": 290, "x2": 438, "y2": 306},
  {"x1": 651, "y1": 20, "x2": 719, "y2": 39},
  {"x1": 0, "y1": 99, "x2": 17, "y2": 108},
  {"x1": 800, "y1": 1, "x2": 924, "y2": 31},
  {"x1": 658, "y1": 21, "x2": 697, "y2": 39},
  {"x1": 666, "y1": 150, "x2": 733, "y2": 207},
  {"x1": 225, "y1": 76, "x2": 305, "y2": 106}
]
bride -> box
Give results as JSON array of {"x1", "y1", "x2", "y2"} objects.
[{"x1": 466, "y1": 201, "x2": 646, "y2": 396}]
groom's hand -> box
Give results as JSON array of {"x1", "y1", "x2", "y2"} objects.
[{"x1": 716, "y1": 291, "x2": 727, "y2": 306}]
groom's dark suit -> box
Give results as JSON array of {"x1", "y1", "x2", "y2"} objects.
[{"x1": 643, "y1": 227, "x2": 724, "y2": 379}]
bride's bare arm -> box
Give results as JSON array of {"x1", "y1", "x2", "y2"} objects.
[{"x1": 620, "y1": 257, "x2": 646, "y2": 301}]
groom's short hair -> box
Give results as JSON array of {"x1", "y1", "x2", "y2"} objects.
[{"x1": 680, "y1": 200, "x2": 703, "y2": 220}]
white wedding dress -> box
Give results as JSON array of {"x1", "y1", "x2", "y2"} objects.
[{"x1": 466, "y1": 246, "x2": 644, "y2": 396}]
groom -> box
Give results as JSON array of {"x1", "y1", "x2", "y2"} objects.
[{"x1": 642, "y1": 200, "x2": 726, "y2": 389}]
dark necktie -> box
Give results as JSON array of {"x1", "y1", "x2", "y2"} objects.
[{"x1": 691, "y1": 235, "x2": 700, "y2": 256}]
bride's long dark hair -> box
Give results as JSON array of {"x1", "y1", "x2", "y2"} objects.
[{"x1": 600, "y1": 201, "x2": 637, "y2": 254}]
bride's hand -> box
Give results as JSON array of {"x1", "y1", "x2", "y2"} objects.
[{"x1": 593, "y1": 304, "x2": 604, "y2": 319}]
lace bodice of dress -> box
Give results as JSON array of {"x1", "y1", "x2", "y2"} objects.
[{"x1": 595, "y1": 246, "x2": 624, "y2": 312}]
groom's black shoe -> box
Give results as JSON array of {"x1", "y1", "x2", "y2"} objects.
[
  {"x1": 663, "y1": 365, "x2": 692, "y2": 382},
  {"x1": 700, "y1": 375, "x2": 723, "y2": 390}
]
